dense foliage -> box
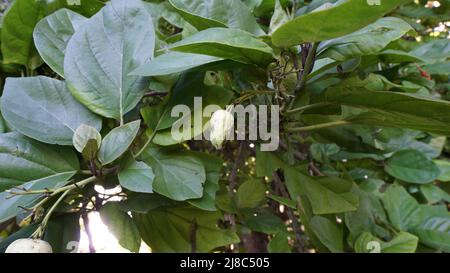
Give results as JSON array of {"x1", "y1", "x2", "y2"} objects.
[{"x1": 0, "y1": 0, "x2": 449, "y2": 253}]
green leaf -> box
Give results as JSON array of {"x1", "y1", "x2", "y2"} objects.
[
  {"x1": 100, "y1": 202, "x2": 141, "y2": 253},
  {"x1": 64, "y1": 0, "x2": 155, "y2": 121},
  {"x1": 168, "y1": 0, "x2": 264, "y2": 35},
  {"x1": 420, "y1": 184, "x2": 450, "y2": 204},
  {"x1": 410, "y1": 39, "x2": 450, "y2": 63},
  {"x1": 242, "y1": 209, "x2": 285, "y2": 234},
  {"x1": 33, "y1": 8, "x2": 87, "y2": 77},
  {"x1": 141, "y1": 146, "x2": 206, "y2": 201},
  {"x1": 344, "y1": 187, "x2": 388, "y2": 242},
  {"x1": 185, "y1": 151, "x2": 222, "y2": 211},
  {"x1": 310, "y1": 216, "x2": 344, "y2": 253},
  {"x1": 434, "y1": 160, "x2": 450, "y2": 182},
  {"x1": 118, "y1": 193, "x2": 175, "y2": 214},
  {"x1": 268, "y1": 231, "x2": 291, "y2": 253},
  {"x1": 0, "y1": 76, "x2": 102, "y2": 146},
  {"x1": 98, "y1": 120, "x2": 141, "y2": 165},
  {"x1": 133, "y1": 205, "x2": 239, "y2": 252},
  {"x1": 0, "y1": 172, "x2": 76, "y2": 223},
  {"x1": 44, "y1": 213, "x2": 81, "y2": 253},
  {"x1": 236, "y1": 179, "x2": 266, "y2": 209},
  {"x1": 0, "y1": 110, "x2": 6, "y2": 134},
  {"x1": 130, "y1": 51, "x2": 223, "y2": 76},
  {"x1": 385, "y1": 150, "x2": 440, "y2": 184},
  {"x1": 284, "y1": 166, "x2": 358, "y2": 214},
  {"x1": 72, "y1": 124, "x2": 101, "y2": 157},
  {"x1": 318, "y1": 17, "x2": 413, "y2": 61},
  {"x1": 45, "y1": 0, "x2": 105, "y2": 17},
  {"x1": 412, "y1": 214, "x2": 450, "y2": 252},
  {"x1": 269, "y1": 0, "x2": 289, "y2": 35},
  {"x1": 1, "y1": 0, "x2": 45, "y2": 68},
  {"x1": 0, "y1": 132, "x2": 79, "y2": 192},
  {"x1": 324, "y1": 87, "x2": 450, "y2": 135},
  {"x1": 354, "y1": 231, "x2": 418, "y2": 253},
  {"x1": 118, "y1": 156, "x2": 154, "y2": 194},
  {"x1": 271, "y1": 0, "x2": 411, "y2": 47},
  {"x1": 255, "y1": 149, "x2": 286, "y2": 177},
  {"x1": 382, "y1": 185, "x2": 421, "y2": 231},
  {"x1": 169, "y1": 28, "x2": 274, "y2": 66}
]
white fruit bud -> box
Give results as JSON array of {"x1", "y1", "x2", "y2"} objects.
[
  {"x1": 5, "y1": 238, "x2": 53, "y2": 253},
  {"x1": 209, "y1": 107, "x2": 234, "y2": 149}
]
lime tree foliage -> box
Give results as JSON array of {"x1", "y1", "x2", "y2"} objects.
[{"x1": 0, "y1": 0, "x2": 449, "y2": 253}]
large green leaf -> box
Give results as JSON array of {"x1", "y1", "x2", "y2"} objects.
[
  {"x1": 134, "y1": 205, "x2": 239, "y2": 252},
  {"x1": 33, "y1": 9, "x2": 87, "y2": 77},
  {"x1": 0, "y1": 76, "x2": 102, "y2": 145},
  {"x1": 271, "y1": 0, "x2": 411, "y2": 47},
  {"x1": 324, "y1": 87, "x2": 450, "y2": 135},
  {"x1": 168, "y1": 0, "x2": 264, "y2": 35},
  {"x1": 1, "y1": 0, "x2": 45, "y2": 68},
  {"x1": 382, "y1": 185, "x2": 421, "y2": 231},
  {"x1": 118, "y1": 156, "x2": 154, "y2": 194},
  {"x1": 98, "y1": 120, "x2": 141, "y2": 165},
  {"x1": 413, "y1": 215, "x2": 450, "y2": 252},
  {"x1": 185, "y1": 151, "x2": 222, "y2": 211},
  {"x1": 169, "y1": 28, "x2": 274, "y2": 66},
  {"x1": 100, "y1": 202, "x2": 141, "y2": 253},
  {"x1": 318, "y1": 17, "x2": 413, "y2": 61},
  {"x1": 64, "y1": 0, "x2": 155, "y2": 122},
  {"x1": 284, "y1": 166, "x2": 358, "y2": 214},
  {"x1": 0, "y1": 132, "x2": 79, "y2": 192},
  {"x1": 140, "y1": 146, "x2": 206, "y2": 201},
  {"x1": 385, "y1": 150, "x2": 440, "y2": 184},
  {"x1": 0, "y1": 172, "x2": 76, "y2": 223},
  {"x1": 410, "y1": 39, "x2": 450, "y2": 63},
  {"x1": 344, "y1": 187, "x2": 388, "y2": 242},
  {"x1": 130, "y1": 52, "x2": 224, "y2": 76}
]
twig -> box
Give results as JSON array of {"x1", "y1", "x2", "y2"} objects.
[
  {"x1": 143, "y1": 91, "x2": 168, "y2": 97},
  {"x1": 308, "y1": 162, "x2": 325, "y2": 177},
  {"x1": 31, "y1": 189, "x2": 72, "y2": 239},
  {"x1": 286, "y1": 102, "x2": 332, "y2": 115},
  {"x1": 229, "y1": 141, "x2": 246, "y2": 191},
  {"x1": 272, "y1": 171, "x2": 305, "y2": 252},
  {"x1": 295, "y1": 43, "x2": 319, "y2": 94},
  {"x1": 134, "y1": 111, "x2": 167, "y2": 158},
  {"x1": 279, "y1": 140, "x2": 308, "y2": 161},
  {"x1": 286, "y1": 120, "x2": 350, "y2": 132}
]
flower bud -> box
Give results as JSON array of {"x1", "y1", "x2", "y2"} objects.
[
  {"x1": 5, "y1": 238, "x2": 53, "y2": 253},
  {"x1": 209, "y1": 108, "x2": 234, "y2": 149}
]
